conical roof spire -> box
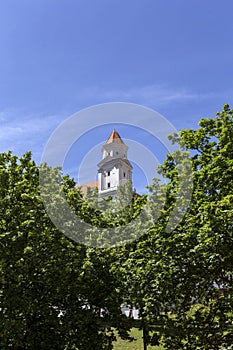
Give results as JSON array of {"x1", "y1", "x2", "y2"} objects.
[{"x1": 106, "y1": 129, "x2": 124, "y2": 144}]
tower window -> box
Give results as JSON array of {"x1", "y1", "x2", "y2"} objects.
[
  {"x1": 107, "y1": 182, "x2": 110, "y2": 188},
  {"x1": 107, "y1": 171, "x2": 110, "y2": 176},
  {"x1": 123, "y1": 172, "x2": 126, "y2": 178}
]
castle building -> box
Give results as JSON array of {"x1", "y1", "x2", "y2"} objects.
[
  {"x1": 97, "y1": 130, "x2": 133, "y2": 199},
  {"x1": 79, "y1": 130, "x2": 133, "y2": 198}
]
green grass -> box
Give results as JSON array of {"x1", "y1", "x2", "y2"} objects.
[{"x1": 113, "y1": 328, "x2": 164, "y2": 350}]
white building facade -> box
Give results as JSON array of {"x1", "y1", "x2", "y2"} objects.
[{"x1": 98, "y1": 130, "x2": 133, "y2": 199}]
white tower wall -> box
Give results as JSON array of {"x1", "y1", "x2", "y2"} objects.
[{"x1": 97, "y1": 130, "x2": 133, "y2": 199}]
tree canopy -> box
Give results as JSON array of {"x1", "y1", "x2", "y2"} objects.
[
  {"x1": 1, "y1": 104, "x2": 233, "y2": 349},
  {"x1": 114, "y1": 104, "x2": 233, "y2": 349},
  {"x1": 0, "y1": 152, "x2": 130, "y2": 349}
]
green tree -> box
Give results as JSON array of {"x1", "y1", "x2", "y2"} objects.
[
  {"x1": 2, "y1": 104, "x2": 233, "y2": 350},
  {"x1": 80, "y1": 180, "x2": 148, "y2": 248},
  {"x1": 0, "y1": 152, "x2": 130, "y2": 350},
  {"x1": 113, "y1": 105, "x2": 233, "y2": 349}
]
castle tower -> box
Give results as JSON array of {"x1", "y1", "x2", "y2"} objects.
[{"x1": 98, "y1": 130, "x2": 133, "y2": 199}]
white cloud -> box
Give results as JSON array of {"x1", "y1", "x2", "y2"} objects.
[
  {"x1": 0, "y1": 108, "x2": 66, "y2": 162},
  {"x1": 0, "y1": 84, "x2": 219, "y2": 164},
  {"x1": 77, "y1": 84, "x2": 215, "y2": 106}
]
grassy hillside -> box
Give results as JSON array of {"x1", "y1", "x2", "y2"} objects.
[{"x1": 113, "y1": 328, "x2": 164, "y2": 350}]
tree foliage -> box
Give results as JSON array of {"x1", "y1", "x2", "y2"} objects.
[
  {"x1": 1, "y1": 104, "x2": 233, "y2": 350},
  {"x1": 0, "y1": 152, "x2": 130, "y2": 350},
  {"x1": 114, "y1": 104, "x2": 233, "y2": 349}
]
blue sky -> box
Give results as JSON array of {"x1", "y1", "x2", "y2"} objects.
[{"x1": 1, "y1": 0, "x2": 233, "y2": 192}]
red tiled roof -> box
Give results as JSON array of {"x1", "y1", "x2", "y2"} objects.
[
  {"x1": 106, "y1": 130, "x2": 124, "y2": 144},
  {"x1": 77, "y1": 181, "x2": 98, "y2": 196}
]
